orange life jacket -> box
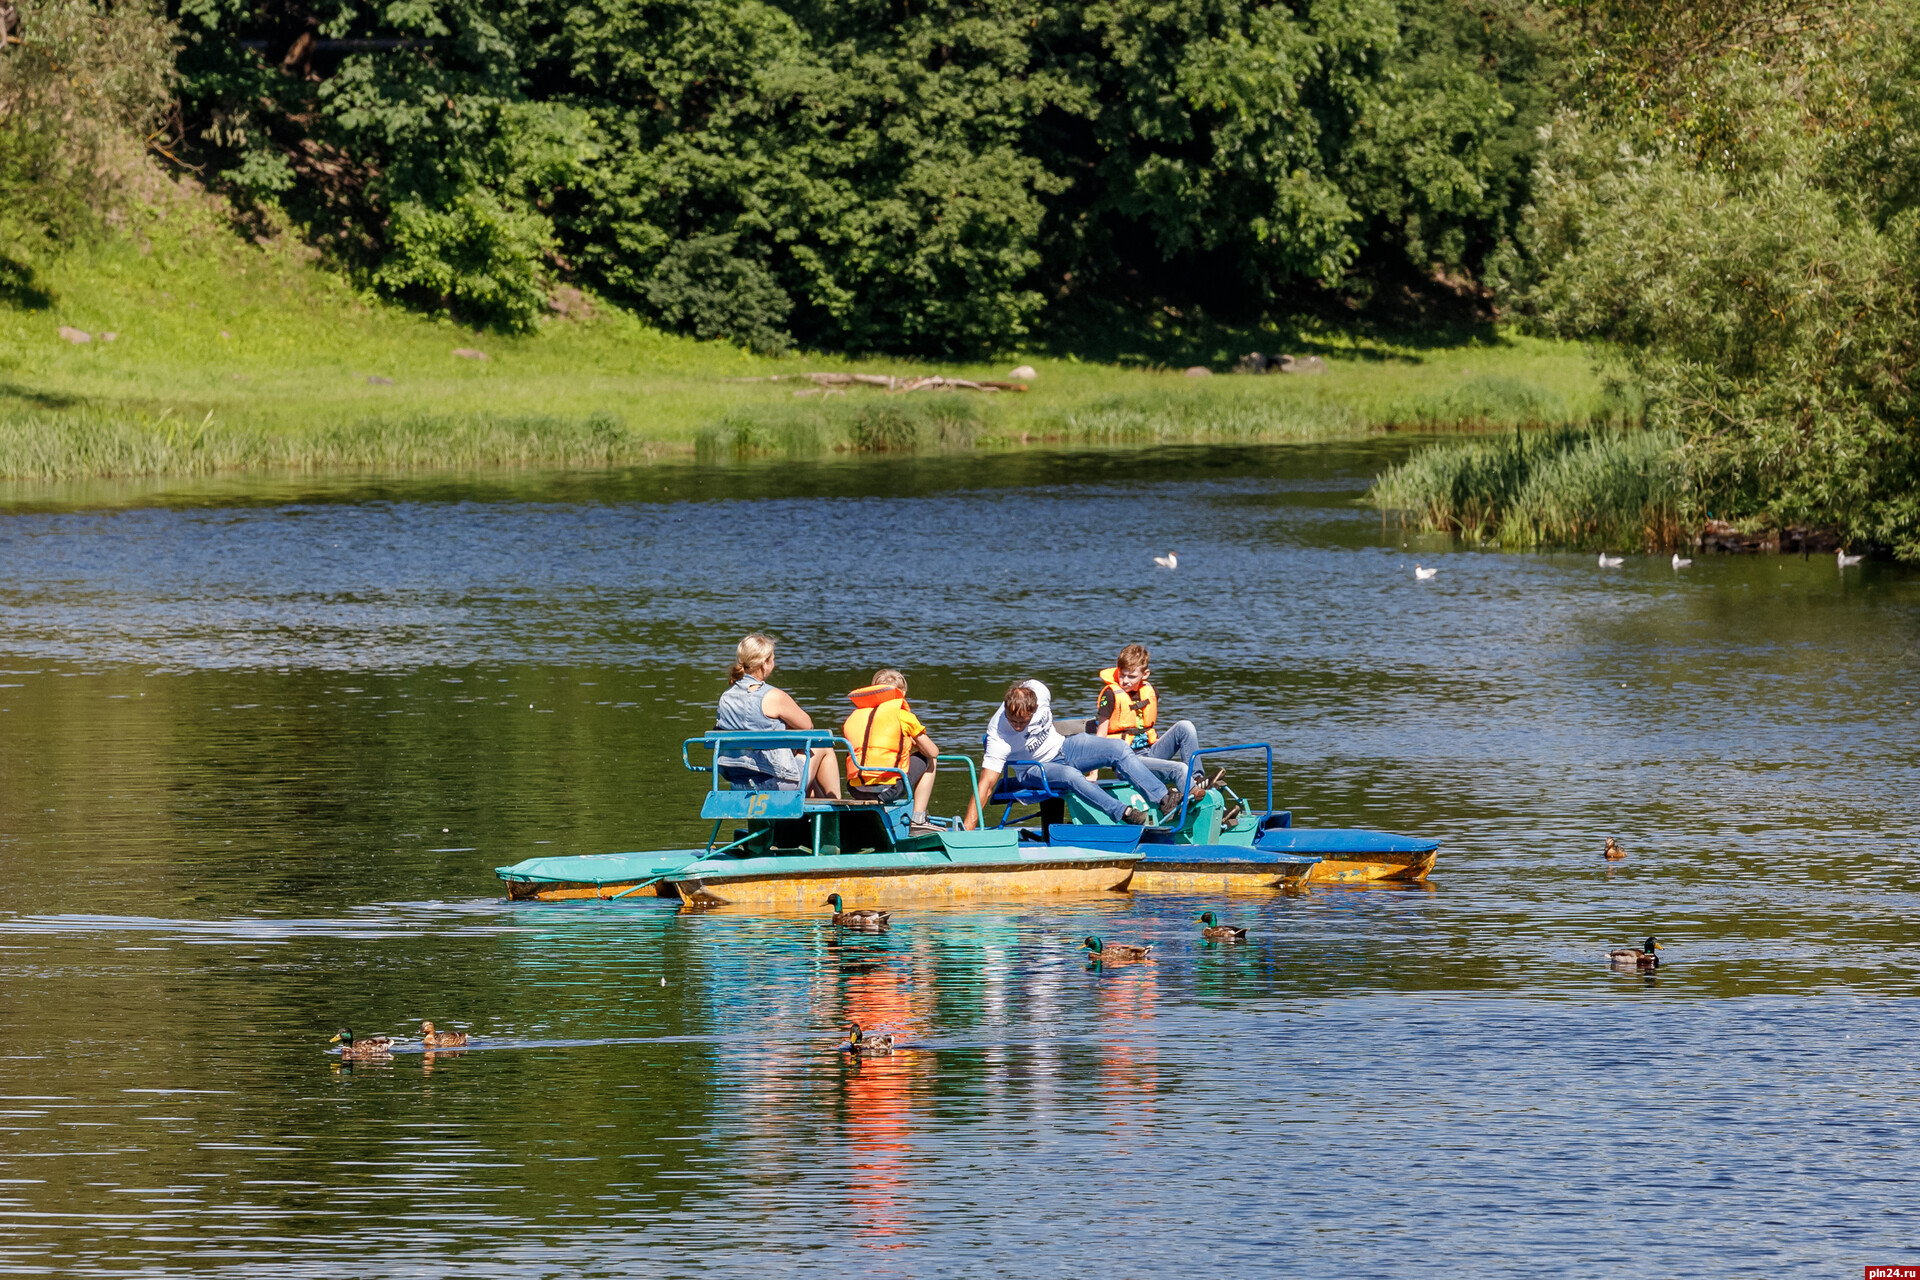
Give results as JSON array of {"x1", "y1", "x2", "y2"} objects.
[
  {"x1": 843, "y1": 685, "x2": 911, "y2": 786},
  {"x1": 1096, "y1": 667, "x2": 1158, "y2": 746}
]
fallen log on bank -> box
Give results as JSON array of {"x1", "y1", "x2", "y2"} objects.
[{"x1": 728, "y1": 373, "x2": 1027, "y2": 393}]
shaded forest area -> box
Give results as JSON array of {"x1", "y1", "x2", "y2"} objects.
[{"x1": 6, "y1": 0, "x2": 1560, "y2": 350}]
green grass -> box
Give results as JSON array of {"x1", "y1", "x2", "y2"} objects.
[
  {"x1": 1369, "y1": 425, "x2": 1688, "y2": 551},
  {"x1": 0, "y1": 177, "x2": 1630, "y2": 480}
]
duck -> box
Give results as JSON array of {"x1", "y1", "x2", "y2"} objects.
[
  {"x1": 1604, "y1": 837, "x2": 1626, "y2": 861},
  {"x1": 824, "y1": 893, "x2": 890, "y2": 929},
  {"x1": 1838, "y1": 548, "x2": 1864, "y2": 567},
  {"x1": 1609, "y1": 937, "x2": 1664, "y2": 969},
  {"x1": 1083, "y1": 935, "x2": 1153, "y2": 962},
  {"x1": 419, "y1": 1021, "x2": 468, "y2": 1048},
  {"x1": 1414, "y1": 565, "x2": 1438, "y2": 581},
  {"x1": 844, "y1": 1021, "x2": 895, "y2": 1055},
  {"x1": 330, "y1": 1028, "x2": 393, "y2": 1060},
  {"x1": 1153, "y1": 552, "x2": 1178, "y2": 570},
  {"x1": 1598, "y1": 552, "x2": 1625, "y2": 568},
  {"x1": 1672, "y1": 552, "x2": 1692, "y2": 569},
  {"x1": 1197, "y1": 912, "x2": 1248, "y2": 941}
]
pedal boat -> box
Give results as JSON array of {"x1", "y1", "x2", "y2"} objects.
[
  {"x1": 982, "y1": 741, "x2": 1439, "y2": 889},
  {"x1": 495, "y1": 731, "x2": 1142, "y2": 907}
]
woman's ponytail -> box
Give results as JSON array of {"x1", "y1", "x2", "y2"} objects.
[{"x1": 731, "y1": 633, "x2": 776, "y2": 683}]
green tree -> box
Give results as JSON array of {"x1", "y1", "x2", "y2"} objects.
[
  {"x1": 165, "y1": 0, "x2": 1558, "y2": 347},
  {"x1": 1516, "y1": 4, "x2": 1920, "y2": 556}
]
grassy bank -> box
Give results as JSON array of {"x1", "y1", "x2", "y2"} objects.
[
  {"x1": 1369, "y1": 426, "x2": 1686, "y2": 551},
  {"x1": 0, "y1": 181, "x2": 1628, "y2": 480}
]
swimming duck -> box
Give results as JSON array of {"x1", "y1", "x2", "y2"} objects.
[
  {"x1": 1609, "y1": 937, "x2": 1664, "y2": 969},
  {"x1": 330, "y1": 1028, "x2": 393, "y2": 1059},
  {"x1": 844, "y1": 1021, "x2": 895, "y2": 1055},
  {"x1": 825, "y1": 893, "x2": 890, "y2": 929},
  {"x1": 1197, "y1": 912, "x2": 1248, "y2": 941},
  {"x1": 419, "y1": 1021, "x2": 468, "y2": 1048},
  {"x1": 1604, "y1": 837, "x2": 1626, "y2": 861},
  {"x1": 1083, "y1": 936, "x2": 1153, "y2": 962}
]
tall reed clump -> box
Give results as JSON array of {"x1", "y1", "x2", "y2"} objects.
[
  {"x1": 1380, "y1": 374, "x2": 1575, "y2": 430},
  {"x1": 1032, "y1": 387, "x2": 1361, "y2": 443},
  {"x1": 693, "y1": 394, "x2": 984, "y2": 460},
  {"x1": 1370, "y1": 426, "x2": 1686, "y2": 550},
  {"x1": 0, "y1": 407, "x2": 668, "y2": 478}
]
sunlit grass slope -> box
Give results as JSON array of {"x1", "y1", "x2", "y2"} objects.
[{"x1": 0, "y1": 181, "x2": 1627, "y2": 479}]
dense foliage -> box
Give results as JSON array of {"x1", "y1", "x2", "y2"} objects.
[
  {"x1": 1511, "y1": 0, "x2": 1920, "y2": 557},
  {"x1": 156, "y1": 0, "x2": 1557, "y2": 347},
  {"x1": 0, "y1": 0, "x2": 174, "y2": 261}
]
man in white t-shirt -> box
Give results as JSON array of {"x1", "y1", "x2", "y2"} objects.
[{"x1": 961, "y1": 680, "x2": 1189, "y2": 829}]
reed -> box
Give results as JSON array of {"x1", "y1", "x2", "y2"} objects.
[
  {"x1": 1371, "y1": 426, "x2": 1686, "y2": 550},
  {"x1": 0, "y1": 406, "x2": 675, "y2": 478}
]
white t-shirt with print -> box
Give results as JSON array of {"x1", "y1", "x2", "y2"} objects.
[{"x1": 982, "y1": 679, "x2": 1065, "y2": 773}]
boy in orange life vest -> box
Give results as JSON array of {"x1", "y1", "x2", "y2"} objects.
[
  {"x1": 1095, "y1": 644, "x2": 1200, "y2": 787},
  {"x1": 842, "y1": 669, "x2": 940, "y2": 831}
]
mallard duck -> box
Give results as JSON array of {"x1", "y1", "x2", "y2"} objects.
[
  {"x1": 419, "y1": 1021, "x2": 468, "y2": 1048},
  {"x1": 844, "y1": 1021, "x2": 895, "y2": 1055},
  {"x1": 1604, "y1": 837, "x2": 1626, "y2": 861},
  {"x1": 825, "y1": 893, "x2": 890, "y2": 929},
  {"x1": 1083, "y1": 935, "x2": 1152, "y2": 962},
  {"x1": 330, "y1": 1028, "x2": 393, "y2": 1059},
  {"x1": 1197, "y1": 911, "x2": 1248, "y2": 941},
  {"x1": 1609, "y1": 937, "x2": 1664, "y2": 969}
]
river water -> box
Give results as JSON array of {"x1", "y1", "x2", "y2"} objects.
[{"x1": 2, "y1": 442, "x2": 1917, "y2": 1276}]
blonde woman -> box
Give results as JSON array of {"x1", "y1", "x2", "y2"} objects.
[{"x1": 714, "y1": 634, "x2": 841, "y2": 798}]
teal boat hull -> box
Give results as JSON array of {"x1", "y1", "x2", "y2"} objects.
[{"x1": 497, "y1": 828, "x2": 1140, "y2": 905}]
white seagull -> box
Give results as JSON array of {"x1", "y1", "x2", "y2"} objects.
[
  {"x1": 1598, "y1": 552, "x2": 1625, "y2": 568},
  {"x1": 1414, "y1": 565, "x2": 1438, "y2": 581},
  {"x1": 1838, "y1": 548, "x2": 1864, "y2": 567},
  {"x1": 1672, "y1": 552, "x2": 1692, "y2": 569},
  {"x1": 1153, "y1": 552, "x2": 1178, "y2": 570}
]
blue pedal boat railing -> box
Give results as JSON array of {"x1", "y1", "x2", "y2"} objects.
[
  {"x1": 1162, "y1": 742, "x2": 1277, "y2": 833},
  {"x1": 684, "y1": 731, "x2": 976, "y2": 856},
  {"x1": 986, "y1": 755, "x2": 1071, "y2": 829}
]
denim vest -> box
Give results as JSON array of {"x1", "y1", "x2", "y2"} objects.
[{"x1": 714, "y1": 677, "x2": 803, "y2": 784}]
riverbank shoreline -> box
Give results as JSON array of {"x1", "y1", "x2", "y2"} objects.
[{"x1": 0, "y1": 199, "x2": 1622, "y2": 482}]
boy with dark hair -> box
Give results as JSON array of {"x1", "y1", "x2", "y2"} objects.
[{"x1": 962, "y1": 679, "x2": 1192, "y2": 829}]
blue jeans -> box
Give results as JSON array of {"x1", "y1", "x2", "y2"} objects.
[
  {"x1": 1015, "y1": 733, "x2": 1167, "y2": 822},
  {"x1": 1136, "y1": 720, "x2": 1199, "y2": 786},
  {"x1": 718, "y1": 766, "x2": 801, "y2": 792}
]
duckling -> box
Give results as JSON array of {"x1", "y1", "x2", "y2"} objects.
[
  {"x1": 329, "y1": 1028, "x2": 393, "y2": 1060},
  {"x1": 1197, "y1": 912, "x2": 1248, "y2": 941},
  {"x1": 1083, "y1": 935, "x2": 1153, "y2": 962},
  {"x1": 1609, "y1": 937, "x2": 1664, "y2": 969},
  {"x1": 1604, "y1": 837, "x2": 1626, "y2": 861},
  {"x1": 844, "y1": 1021, "x2": 895, "y2": 1055},
  {"x1": 419, "y1": 1021, "x2": 468, "y2": 1048},
  {"x1": 824, "y1": 893, "x2": 890, "y2": 929}
]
